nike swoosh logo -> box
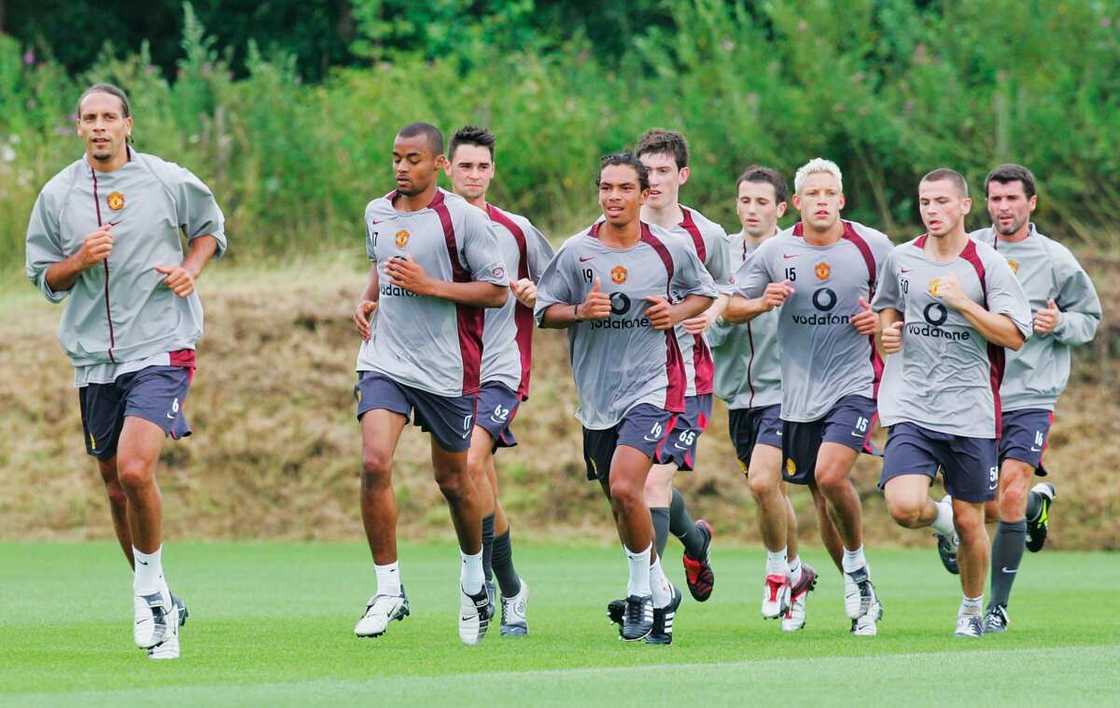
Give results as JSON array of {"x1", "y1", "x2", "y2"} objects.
[
  {"x1": 166, "y1": 412, "x2": 176, "y2": 420},
  {"x1": 1029, "y1": 447, "x2": 1042, "y2": 452},
  {"x1": 850, "y1": 431, "x2": 865, "y2": 437},
  {"x1": 782, "y1": 254, "x2": 798, "y2": 260},
  {"x1": 579, "y1": 256, "x2": 595, "y2": 262},
  {"x1": 138, "y1": 560, "x2": 149, "y2": 565},
  {"x1": 900, "y1": 268, "x2": 912, "y2": 273},
  {"x1": 460, "y1": 615, "x2": 475, "y2": 622},
  {"x1": 673, "y1": 443, "x2": 689, "y2": 450},
  {"x1": 643, "y1": 436, "x2": 660, "y2": 442},
  {"x1": 1001, "y1": 567, "x2": 1018, "y2": 574}
]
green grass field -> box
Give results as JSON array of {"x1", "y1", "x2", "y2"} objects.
[{"x1": 2, "y1": 542, "x2": 1117, "y2": 706}]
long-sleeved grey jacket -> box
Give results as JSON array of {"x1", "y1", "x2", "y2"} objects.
[
  {"x1": 972, "y1": 225, "x2": 1101, "y2": 411},
  {"x1": 25, "y1": 150, "x2": 226, "y2": 369}
]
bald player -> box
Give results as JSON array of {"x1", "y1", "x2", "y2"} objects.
[{"x1": 351, "y1": 122, "x2": 508, "y2": 646}]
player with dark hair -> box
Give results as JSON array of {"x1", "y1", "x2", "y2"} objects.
[
  {"x1": 630, "y1": 128, "x2": 728, "y2": 603},
  {"x1": 351, "y1": 122, "x2": 509, "y2": 645},
  {"x1": 934, "y1": 164, "x2": 1100, "y2": 633},
  {"x1": 709, "y1": 165, "x2": 817, "y2": 629},
  {"x1": 725, "y1": 158, "x2": 893, "y2": 636},
  {"x1": 873, "y1": 168, "x2": 1031, "y2": 637},
  {"x1": 445, "y1": 125, "x2": 555, "y2": 635},
  {"x1": 26, "y1": 82, "x2": 226, "y2": 659},
  {"x1": 535, "y1": 152, "x2": 717, "y2": 644}
]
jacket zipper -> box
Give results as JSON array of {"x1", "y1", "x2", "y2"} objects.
[{"x1": 90, "y1": 167, "x2": 117, "y2": 363}]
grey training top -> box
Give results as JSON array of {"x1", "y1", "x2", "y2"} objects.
[
  {"x1": 357, "y1": 188, "x2": 508, "y2": 397},
  {"x1": 872, "y1": 235, "x2": 1032, "y2": 438},
  {"x1": 732, "y1": 220, "x2": 893, "y2": 422},
  {"x1": 971, "y1": 225, "x2": 1101, "y2": 412},
  {"x1": 667, "y1": 206, "x2": 731, "y2": 397},
  {"x1": 533, "y1": 221, "x2": 717, "y2": 430},
  {"x1": 25, "y1": 149, "x2": 226, "y2": 383},
  {"x1": 481, "y1": 204, "x2": 555, "y2": 399},
  {"x1": 709, "y1": 232, "x2": 782, "y2": 410}
]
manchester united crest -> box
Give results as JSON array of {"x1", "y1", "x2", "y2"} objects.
[
  {"x1": 107, "y1": 191, "x2": 125, "y2": 211},
  {"x1": 1007, "y1": 258, "x2": 1019, "y2": 274},
  {"x1": 395, "y1": 230, "x2": 410, "y2": 247},
  {"x1": 611, "y1": 265, "x2": 628, "y2": 284},
  {"x1": 928, "y1": 277, "x2": 942, "y2": 297},
  {"x1": 815, "y1": 262, "x2": 831, "y2": 280}
]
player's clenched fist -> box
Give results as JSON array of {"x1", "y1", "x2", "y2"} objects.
[
  {"x1": 577, "y1": 277, "x2": 611, "y2": 321},
  {"x1": 934, "y1": 273, "x2": 969, "y2": 311},
  {"x1": 76, "y1": 223, "x2": 114, "y2": 269},
  {"x1": 643, "y1": 295, "x2": 673, "y2": 330},
  {"x1": 851, "y1": 297, "x2": 878, "y2": 336},
  {"x1": 353, "y1": 300, "x2": 378, "y2": 341},
  {"x1": 762, "y1": 280, "x2": 794, "y2": 310},
  {"x1": 154, "y1": 264, "x2": 196, "y2": 297},
  {"x1": 511, "y1": 278, "x2": 537, "y2": 307},
  {"x1": 881, "y1": 320, "x2": 904, "y2": 354},
  {"x1": 1033, "y1": 298, "x2": 1061, "y2": 335}
]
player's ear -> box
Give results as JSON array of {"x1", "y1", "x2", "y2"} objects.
[
  {"x1": 678, "y1": 165, "x2": 690, "y2": 186},
  {"x1": 792, "y1": 193, "x2": 802, "y2": 212},
  {"x1": 838, "y1": 193, "x2": 846, "y2": 210},
  {"x1": 1027, "y1": 194, "x2": 1038, "y2": 213},
  {"x1": 776, "y1": 201, "x2": 788, "y2": 218},
  {"x1": 962, "y1": 196, "x2": 972, "y2": 215}
]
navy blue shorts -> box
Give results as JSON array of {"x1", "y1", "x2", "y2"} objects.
[
  {"x1": 999, "y1": 408, "x2": 1053, "y2": 476},
  {"x1": 728, "y1": 404, "x2": 782, "y2": 468},
  {"x1": 782, "y1": 395, "x2": 876, "y2": 485},
  {"x1": 879, "y1": 422, "x2": 998, "y2": 503},
  {"x1": 653, "y1": 394, "x2": 712, "y2": 471},
  {"x1": 582, "y1": 404, "x2": 676, "y2": 483},
  {"x1": 79, "y1": 363, "x2": 194, "y2": 461},
  {"x1": 355, "y1": 372, "x2": 476, "y2": 453},
  {"x1": 475, "y1": 381, "x2": 520, "y2": 452}
]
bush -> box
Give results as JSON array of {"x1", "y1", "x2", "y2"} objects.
[{"x1": 2, "y1": 0, "x2": 1117, "y2": 278}]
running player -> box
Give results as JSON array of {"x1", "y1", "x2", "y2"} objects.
[
  {"x1": 25, "y1": 83, "x2": 226, "y2": 660},
  {"x1": 962, "y1": 164, "x2": 1099, "y2": 632},
  {"x1": 351, "y1": 122, "x2": 509, "y2": 646},
  {"x1": 708, "y1": 166, "x2": 817, "y2": 630},
  {"x1": 873, "y1": 168, "x2": 1031, "y2": 637},
  {"x1": 535, "y1": 153, "x2": 717, "y2": 644},
  {"x1": 445, "y1": 125, "x2": 555, "y2": 636},
  {"x1": 634, "y1": 129, "x2": 726, "y2": 601},
  {"x1": 725, "y1": 158, "x2": 892, "y2": 635}
]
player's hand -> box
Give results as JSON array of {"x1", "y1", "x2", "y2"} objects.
[
  {"x1": 762, "y1": 280, "x2": 794, "y2": 310},
  {"x1": 934, "y1": 273, "x2": 969, "y2": 311},
  {"x1": 1033, "y1": 298, "x2": 1061, "y2": 334},
  {"x1": 682, "y1": 306, "x2": 720, "y2": 335},
  {"x1": 851, "y1": 297, "x2": 878, "y2": 336},
  {"x1": 881, "y1": 320, "x2": 904, "y2": 354},
  {"x1": 154, "y1": 264, "x2": 195, "y2": 297},
  {"x1": 384, "y1": 256, "x2": 434, "y2": 296},
  {"x1": 511, "y1": 278, "x2": 537, "y2": 307},
  {"x1": 577, "y1": 277, "x2": 611, "y2": 321},
  {"x1": 353, "y1": 300, "x2": 377, "y2": 341},
  {"x1": 644, "y1": 295, "x2": 673, "y2": 330},
  {"x1": 75, "y1": 223, "x2": 114, "y2": 269}
]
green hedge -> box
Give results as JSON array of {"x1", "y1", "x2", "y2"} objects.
[{"x1": 2, "y1": 0, "x2": 1117, "y2": 276}]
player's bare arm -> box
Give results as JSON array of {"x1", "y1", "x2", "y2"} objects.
[
  {"x1": 645, "y1": 293, "x2": 714, "y2": 331},
  {"x1": 155, "y1": 234, "x2": 219, "y2": 298},
  {"x1": 724, "y1": 281, "x2": 793, "y2": 323},
  {"x1": 878, "y1": 307, "x2": 903, "y2": 355},
  {"x1": 682, "y1": 293, "x2": 728, "y2": 335},
  {"x1": 44, "y1": 222, "x2": 115, "y2": 292},
  {"x1": 936, "y1": 273, "x2": 1025, "y2": 350},
  {"x1": 540, "y1": 276, "x2": 610, "y2": 328},
  {"x1": 384, "y1": 256, "x2": 507, "y2": 307},
  {"x1": 353, "y1": 264, "x2": 379, "y2": 340}
]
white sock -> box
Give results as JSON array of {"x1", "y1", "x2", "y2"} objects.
[
  {"x1": 460, "y1": 549, "x2": 484, "y2": 594},
  {"x1": 374, "y1": 561, "x2": 401, "y2": 597},
  {"x1": 788, "y1": 555, "x2": 803, "y2": 587},
  {"x1": 625, "y1": 544, "x2": 652, "y2": 598},
  {"x1": 842, "y1": 545, "x2": 867, "y2": 574},
  {"x1": 649, "y1": 556, "x2": 672, "y2": 608},
  {"x1": 766, "y1": 548, "x2": 787, "y2": 577},
  {"x1": 960, "y1": 594, "x2": 983, "y2": 616},
  {"x1": 932, "y1": 498, "x2": 956, "y2": 537},
  {"x1": 133, "y1": 546, "x2": 165, "y2": 595}
]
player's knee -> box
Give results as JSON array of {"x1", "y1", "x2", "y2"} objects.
[
  {"x1": 885, "y1": 498, "x2": 924, "y2": 528},
  {"x1": 813, "y1": 466, "x2": 847, "y2": 493},
  {"x1": 360, "y1": 449, "x2": 392, "y2": 490},
  {"x1": 115, "y1": 456, "x2": 153, "y2": 490},
  {"x1": 104, "y1": 481, "x2": 128, "y2": 506},
  {"x1": 953, "y1": 508, "x2": 986, "y2": 541},
  {"x1": 748, "y1": 472, "x2": 776, "y2": 501},
  {"x1": 435, "y1": 469, "x2": 469, "y2": 504},
  {"x1": 997, "y1": 483, "x2": 1029, "y2": 518},
  {"x1": 608, "y1": 476, "x2": 642, "y2": 510}
]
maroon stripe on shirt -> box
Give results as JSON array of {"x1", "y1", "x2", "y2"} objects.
[
  {"x1": 839, "y1": 221, "x2": 884, "y2": 396},
  {"x1": 487, "y1": 204, "x2": 534, "y2": 400},
  {"x1": 959, "y1": 239, "x2": 1005, "y2": 437},
  {"x1": 89, "y1": 166, "x2": 117, "y2": 363},
  {"x1": 431, "y1": 190, "x2": 484, "y2": 396},
  {"x1": 677, "y1": 207, "x2": 715, "y2": 395},
  {"x1": 640, "y1": 223, "x2": 686, "y2": 414}
]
